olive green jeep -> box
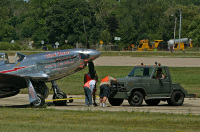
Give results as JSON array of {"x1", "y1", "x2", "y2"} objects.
[{"x1": 108, "y1": 63, "x2": 195, "y2": 106}]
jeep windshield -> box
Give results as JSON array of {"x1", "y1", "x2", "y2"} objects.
[{"x1": 128, "y1": 67, "x2": 154, "y2": 77}]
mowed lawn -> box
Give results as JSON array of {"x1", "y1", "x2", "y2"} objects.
[{"x1": 0, "y1": 108, "x2": 200, "y2": 132}]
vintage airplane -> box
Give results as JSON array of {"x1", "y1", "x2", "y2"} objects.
[{"x1": 0, "y1": 48, "x2": 101, "y2": 107}]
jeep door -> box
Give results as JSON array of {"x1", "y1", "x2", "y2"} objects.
[{"x1": 149, "y1": 68, "x2": 171, "y2": 97}]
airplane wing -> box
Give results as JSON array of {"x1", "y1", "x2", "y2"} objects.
[
  {"x1": 0, "y1": 72, "x2": 49, "y2": 89},
  {"x1": 21, "y1": 73, "x2": 49, "y2": 80},
  {"x1": 0, "y1": 73, "x2": 28, "y2": 89}
]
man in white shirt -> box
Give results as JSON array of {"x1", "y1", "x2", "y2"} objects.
[{"x1": 83, "y1": 79, "x2": 96, "y2": 107}]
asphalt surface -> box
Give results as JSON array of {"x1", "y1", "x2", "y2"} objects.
[
  {"x1": 0, "y1": 94, "x2": 199, "y2": 115},
  {"x1": 93, "y1": 56, "x2": 200, "y2": 67}
]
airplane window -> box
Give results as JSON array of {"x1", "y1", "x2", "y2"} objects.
[
  {"x1": 16, "y1": 53, "x2": 26, "y2": 62},
  {"x1": 0, "y1": 54, "x2": 4, "y2": 61},
  {"x1": 0, "y1": 53, "x2": 9, "y2": 64}
]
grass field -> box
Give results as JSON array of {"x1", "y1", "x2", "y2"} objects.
[
  {"x1": 20, "y1": 66, "x2": 200, "y2": 97},
  {"x1": 0, "y1": 108, "x2": 200, "y2": 132}
]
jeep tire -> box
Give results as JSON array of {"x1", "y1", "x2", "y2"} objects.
[
  {"x1": 128, "y1": 91, "x2": 143, "y2": 106},
  {"x1": 167, "y1": 91, "x2": 184, "y2": 106},
  {"x1": 108, "y1": 98, "x2": 124, "y2": 106}
]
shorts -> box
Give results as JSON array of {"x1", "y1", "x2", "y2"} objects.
[{"x1": 100, "y1": 84, "x2": 110, "y2": 98}]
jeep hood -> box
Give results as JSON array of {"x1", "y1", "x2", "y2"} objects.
[{"x1": 116, "y1": 77, "x2": 139, "y2": 83}]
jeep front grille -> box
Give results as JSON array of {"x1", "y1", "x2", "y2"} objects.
[{"x1": 110, "y1": 83, "x2": 126, "y2": 92}]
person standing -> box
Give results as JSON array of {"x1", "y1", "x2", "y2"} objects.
[
  {"x1": 99, "y1": 76, "x2": 117, "y2": 107},
  {"x1": 84, "y1": 71, "x2": 98, "y2": 106},
  {"x1": 83, "y1": 79, "x2": 96, "y2": 107}
]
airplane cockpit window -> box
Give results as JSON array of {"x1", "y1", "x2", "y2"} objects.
[
  {"x1": 0, "y1": 53, "x2": 9, "y2": 64},
  {"x1": 15, "y1": 53, "x2": 26, "y2": 62},
  {"x1": 0, "y1": 54, "x2": 4, "y2": 61}
]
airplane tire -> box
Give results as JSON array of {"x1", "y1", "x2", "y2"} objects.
[
  {"x1": 53, "y1": 92, "x2": 67, "y2": 106},
  {"x1": 40, "y1": 82, "x2": 49, "y2": 99},
  {"x1": 31, "y1": 93, "x2": 45, "y2": 107},
  {"x1": 69, "y1": 97, "x2": 73, "y2": 103}
]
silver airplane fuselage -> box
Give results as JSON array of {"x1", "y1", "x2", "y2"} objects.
[{"x1": 0, "y1": 48, "x2": 100, "y2": 88}]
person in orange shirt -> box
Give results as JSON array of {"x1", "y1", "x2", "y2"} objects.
[
  {"x1": 99, "y1": 76, "x2": 117, "y2": 107},
  {"x1": 84, "y1": 71, "x2": 98, "y2": 106},
  {"x1": 83, "y1": 79, "x2": 96, "y2": 107}
]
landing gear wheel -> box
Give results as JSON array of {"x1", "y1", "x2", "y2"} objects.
[
  {"x1": 53, "y1": 92, "x2": 67, "y2": 106},
  {"x1": 108, "y1": 98, "x2": 124, "y2": 106},
  {"x1": 69, "y1": 97, "x2": 73, "y2": 103},
  {"x1": 31, "y1": 81, "x2": 49, "y2": 99},
  {"x1": 167, "y1": 91, "x2": 184, "y2": 106},
  {"x1": 31, "y1": 93, "x2": 45, "y2": 107},
  {"x1": 145, "y1": 99, "x2": 160, "y2": 106},
  {"x1": 128, "y1": 91, "x2": 143, "y2": 106}
]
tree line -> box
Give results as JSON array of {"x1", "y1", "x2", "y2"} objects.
[{"x1": 0, "y1": 0, "x2": 200, "y2": 49}]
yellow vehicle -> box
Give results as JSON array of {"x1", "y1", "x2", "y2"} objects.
[
  {"x1": 137, "y1": 39, "x2": 166, "y2": 51},
  {"x1": 137, "y1": 39, "x2": 153, "y2": 51},
  {"x1": 174, "y1": 42, "x2": 185, "y2": 50},
  {"x1": 168, "y1": 38, "x2": 193, "y2": 50},
  {"x1": 154, "y1": 40, "x2": 165, "y2": 48},
  {"x1": 174, "y1": 40, "x2": 193, "y2": 50}
]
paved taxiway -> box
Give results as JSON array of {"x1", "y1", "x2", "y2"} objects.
[{"x1": 0, "y1": 94, "x2": 199, "y2": 115}]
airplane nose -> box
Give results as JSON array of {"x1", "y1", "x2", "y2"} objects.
[
  {"x1": 80, "y1": 49, "x2": 101, "y2": 61},
  {"x1": 89, "y1": 49, "x2": 101, "y2": 60}
]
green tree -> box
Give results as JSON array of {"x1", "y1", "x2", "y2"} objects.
[
  {"x1": 0, "y1": 22, "x2": 16, "y2": 42},
  {"x1": 188, "y1": 15, "x2": 200, "y2": 47},
  {"x1": 100, "y1": 30, "x2": 111, "y2": 45},
  {"x1": 45, "y1": 0, "x2": 97, "y2": 47}
]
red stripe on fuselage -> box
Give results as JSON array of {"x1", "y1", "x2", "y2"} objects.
[{"x1": 0, "y1": 66, "x2": 29, "y2": 73}]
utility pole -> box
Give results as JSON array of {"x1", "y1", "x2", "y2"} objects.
[
  {"x1": 178, "y1": 9, "x2": 182, "y2": 50},
  {"x1": 174, "y1": 17, "x2": 177, "y2": 48}
]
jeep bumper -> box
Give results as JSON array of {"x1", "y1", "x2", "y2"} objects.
[{"x1": 185, "y1": 94, "x2": 196, "y2": 98}]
